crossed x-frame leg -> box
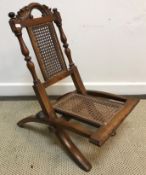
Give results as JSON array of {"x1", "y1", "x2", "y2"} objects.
[{"x1": 17, "y1": 111, "x2": 92, "y2": 171}]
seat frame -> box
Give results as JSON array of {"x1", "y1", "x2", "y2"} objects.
[{"x1": 8, "y1": 3, "x2": 139, "y2": 172}]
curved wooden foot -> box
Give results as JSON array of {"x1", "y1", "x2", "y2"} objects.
[
  {"x1": 55, "y1": 128, "x2": 92, "y2": 172},
  {"x1": 17, "y1": 116, "x2": 35, "y2": 127},
  {"x1": 17, "y1": 115, "x2": 49, "y2": 128},
  {"x1": 18, "y1": 112, "x2": 92, "y2": 171}
]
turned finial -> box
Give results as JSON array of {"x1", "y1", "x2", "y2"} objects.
[{"x1": 8, "y1": 12, "x2": 16, "y2": 19}]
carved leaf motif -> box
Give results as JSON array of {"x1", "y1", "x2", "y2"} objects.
[
  {"x1": 17, "y1": 6, "x2": 30, "y2": 19},
  {"x1": 16, "y1": 3, "x2": 51, "y2": 20}
]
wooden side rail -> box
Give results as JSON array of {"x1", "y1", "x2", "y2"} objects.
[
  {"x1": 90, "y1": 98, "x2": 139, "y2": 146},
  {"x1": 87, "y1": 90, "x2": 127, "y2": 102}
]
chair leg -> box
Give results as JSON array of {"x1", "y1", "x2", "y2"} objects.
[
  {"x1": 55, "y1": 128, "x2": 92, "y2": 172},
  {"x1": 17, "y1": 114, "x2": 49, "y2": 128},
  {"x1": 17, "y1": 113, "x2": 92, "y2": 171}
]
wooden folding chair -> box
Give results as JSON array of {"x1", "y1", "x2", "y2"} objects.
[{"x1": 8, "y1": 3, "x2": 139, "y2": 171}]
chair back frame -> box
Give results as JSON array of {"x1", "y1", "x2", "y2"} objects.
[{"x1": 9, "y1": 3, "x2": 86, "y2": 117}]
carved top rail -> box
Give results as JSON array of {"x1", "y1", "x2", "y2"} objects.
[
  {"x1": 9, "y1": 3, "x2": 86, "y2": 94},
  {"x1": 8, "y1": 3, "x2": 75, "y2": 84}
]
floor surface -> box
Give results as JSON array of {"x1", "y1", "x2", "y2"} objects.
[{"x1": 0, "y1": 100, "x2": 146, "y2": 175}]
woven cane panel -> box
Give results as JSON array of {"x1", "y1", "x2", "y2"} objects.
[
  {"x1": 54, "y1": 92, "x2": 124, "y2": 126},
  {"x1": 31, "y1": 23, "x2": 67, "y2": 80}
]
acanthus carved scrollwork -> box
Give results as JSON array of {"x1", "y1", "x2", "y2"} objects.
[{"x1": 16, "y1": 3, "x2": 52, "y2": 20}]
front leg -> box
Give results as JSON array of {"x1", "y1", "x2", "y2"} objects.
[{"x1": 55, "y1": 127, "x2": 92, "y2": 172}]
